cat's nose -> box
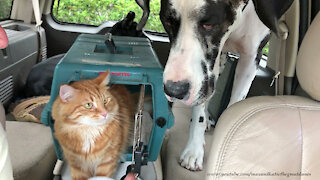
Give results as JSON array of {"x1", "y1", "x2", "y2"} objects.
[{"x1": 101, "y1": 112, "x2": 107, "y2": 118}]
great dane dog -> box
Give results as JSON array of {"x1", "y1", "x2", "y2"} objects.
[{"x1": 136, "y1": 0, "x2": 294, "y2": 171}]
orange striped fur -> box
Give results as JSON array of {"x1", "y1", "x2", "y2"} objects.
[{"x1": 52, "y1": 71, "x2": 135, "y2": 179}]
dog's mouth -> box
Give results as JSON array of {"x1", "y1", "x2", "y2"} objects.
[
  {"x1": 165, "y1": 87, "x2": 212, "y2": 106},
  {"x1": 165, "y1": 94, "x2": 208, "y2": 106}
]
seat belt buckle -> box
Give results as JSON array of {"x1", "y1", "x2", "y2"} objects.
[{"x1": 270, "y1": 71, "x2": 281, "y2": 87}]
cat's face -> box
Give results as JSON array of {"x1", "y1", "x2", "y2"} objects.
[
  {"x1": 58, "y1": 71, "x2": 118, "y2": 126},
  {"x1": 69, "y1": 86, "x2": 119, "y2": 126}
]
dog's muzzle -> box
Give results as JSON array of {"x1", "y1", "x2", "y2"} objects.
[{"x1": 164, "y1": 80, "x2": 190, "y2": 100}]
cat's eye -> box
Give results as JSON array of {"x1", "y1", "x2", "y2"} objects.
[{"x1": 84, "y1": 103, "x2": 93, "y2": 109}]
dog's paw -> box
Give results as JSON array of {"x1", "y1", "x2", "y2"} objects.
[{"x1": 179, "y1": 142, "x2": 205, "y2": 171}]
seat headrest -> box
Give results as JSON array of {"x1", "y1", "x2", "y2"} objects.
[{"x1": 297, "y1": 12, "x2": 320, "y2": 101}]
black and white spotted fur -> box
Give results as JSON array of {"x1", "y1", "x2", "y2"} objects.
[{"x1": 136, "y1": 0, "x2": 294, "y2": 171}]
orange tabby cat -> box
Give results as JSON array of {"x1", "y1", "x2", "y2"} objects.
[{"x1": 52, "y1": 70, "x2": 134, "y2": 179}]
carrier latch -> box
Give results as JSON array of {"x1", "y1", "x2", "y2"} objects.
[{"x1": 131, "y1": 84, "x2": 149, "y2": 177}]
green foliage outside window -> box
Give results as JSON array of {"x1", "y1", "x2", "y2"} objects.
[
  {"x1": 263, "y1": 43, "x2": 269, "y2": 55},
  {"x1": 52, "y1": 0, "x2": 165, "y2": 33},
  {"x1": 0, "y1": 0, "x2": 13, "y2": 20},
  {"x1": 52, "y1": 0, "x2": 268, "y2": 55}
]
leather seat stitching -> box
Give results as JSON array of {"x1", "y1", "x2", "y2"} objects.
[{"x1": 215, "y1": 103, "x2": 319, "y2": 176}]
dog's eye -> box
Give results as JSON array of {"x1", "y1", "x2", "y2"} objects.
[
  {"x1": 165, "y1": 21, "x2": 172, "y2": 27},
  {"x1": 202, "y1": 24, "x2": 214, "y2": 31}
]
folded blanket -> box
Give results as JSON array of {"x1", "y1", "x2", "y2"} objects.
[{"x1": 11, "y1": 96, "x2": 50, "y2": 123}]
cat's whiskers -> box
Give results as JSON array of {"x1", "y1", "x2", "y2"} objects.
[
  {"x1": 109, "y1": 112, "x2": 130, "y2": 119},
  {"x1": 108, "y1": 113, "x2": 130, "y2": 124}
]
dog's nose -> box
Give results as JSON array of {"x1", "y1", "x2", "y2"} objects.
[{"x1": 164, "y1": 80, "x2": 190, "y2": 100}]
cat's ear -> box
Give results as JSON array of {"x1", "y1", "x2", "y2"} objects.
[
  {"x1": 59, "y1": 85, "x2": 78, "y2": 103},
  {"x1": 94, "y1": 70, "x2": 110, "y2": 87}
]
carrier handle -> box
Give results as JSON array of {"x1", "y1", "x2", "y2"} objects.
[{"x1": 105, "y1": 33, "x2": 117, "y2": 54}]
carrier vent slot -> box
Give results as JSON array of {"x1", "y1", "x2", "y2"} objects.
[{"x1": 0, "y1": 76, "x2": 14, "y2": 104}]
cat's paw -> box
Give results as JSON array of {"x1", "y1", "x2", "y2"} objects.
[{"x1": 179, "y1": 140, "x2": 205, "y2": 171}]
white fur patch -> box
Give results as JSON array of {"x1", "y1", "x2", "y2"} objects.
[
  {"x1": 81, "y1": 125, "x2": 106, "y2": 153},
  {"x1": 224, "y1": 1, "x2": 270, "y2": 106},
  {"x1": 170, "y1": 0, "x2": 205, "y2": 17},
  {"x1": 180, "y1": 103, "x2": 208, "y2": 170},
  {"x1": 77, "y1": 116, "x2": 109, "y2": 126},
  {"x1": 75, "y1": 114, "x2": 112, "y2": 153}
]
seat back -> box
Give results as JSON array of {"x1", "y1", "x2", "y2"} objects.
[
  {"x1": 0, "y1": 103, "x2": 14, "y2": 180},
  {"x1": 206, "y1": 12, "x2": 320, "y2": 180},
  {"x1": 296, "y1": 12, "x2": 320, "y2": 101}
]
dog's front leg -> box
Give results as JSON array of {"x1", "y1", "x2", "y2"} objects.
[
  {"x1": 180, "y1": 102, "x2": 208, "y2": 171},
  {"x1": 228, "y1": 53, "x2": 257, "y2": 107}
]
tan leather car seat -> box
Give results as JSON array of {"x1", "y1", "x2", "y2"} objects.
[
  {"x1": 0, "y1": 103, "x2": 56, "y2": 180},
  {"x1": 206, "y1": 12, "x2": 320, "y2": 180}
]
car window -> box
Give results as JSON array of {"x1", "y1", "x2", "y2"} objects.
[
  {"x1": 263, "y1": 43, "x2": 269, "y2": 56},
  {"x1": 52, "y1": 0, "x2": 165, "y2": 33},
  {"x1": 0, "y1": 0, "x2": 13, "y2": 20}
]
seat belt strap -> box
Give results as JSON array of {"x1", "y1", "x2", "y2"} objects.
[
  {"x1": 32, "y1": 0, "x2": 44, "y2": 62},
  {"x1": 271, "y1": 21, "x2": 288, "y2": 95},
  {"x1": 32, "y1": 0, "x2": 42, "y2": 27}
]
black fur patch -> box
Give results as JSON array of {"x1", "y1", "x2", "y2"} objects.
[
  {"x1": 209, "y1": 75, "x2": 215, "y2": 89},
  {"x1": 196, "y1": 1, "x2": 237, "y2": 71},
  {"x1": 199, "y1": 79, "x2": 209, "y2": 100},
  {"x1": 209, "y1": 48, "x2": 219, "y2": 70},
  {"x1": 160, "y1": 0, "x2": 181, "y2": 45},
  {"x1": 242, "y1": 0, "x2": 249, "y2": 11},
  {"x1": 252, "y1": 0, "x2": 295, "y2": 34},
  {"x1": 190, "y1": 118, "x2": 192, "y2": 122},
  {"x1": 201, "y1": 61, "x2": 208, "y2": 75},
  {"x1": 197, "y1": 2, "x2": 236, "y2": 39},
  {"x1": 200, "y1": 1, "x2": 236, "y2": 31},
  {"x1": 212, "y1": 49, "x2": 219, "y2": 59},
  {"x1": 199, "y1": 116, "x2": 204, "y2": 123},
  {"x1": 206, "y1": 48, "x2": 219, "y2": 63}
]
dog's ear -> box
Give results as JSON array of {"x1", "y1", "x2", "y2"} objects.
[
  {"x1": 135, "y1": 0, "x2": 151, "y2": 31},
  {"x1": 252, "y1": 0, "x2": 294, "y2": 35}
]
